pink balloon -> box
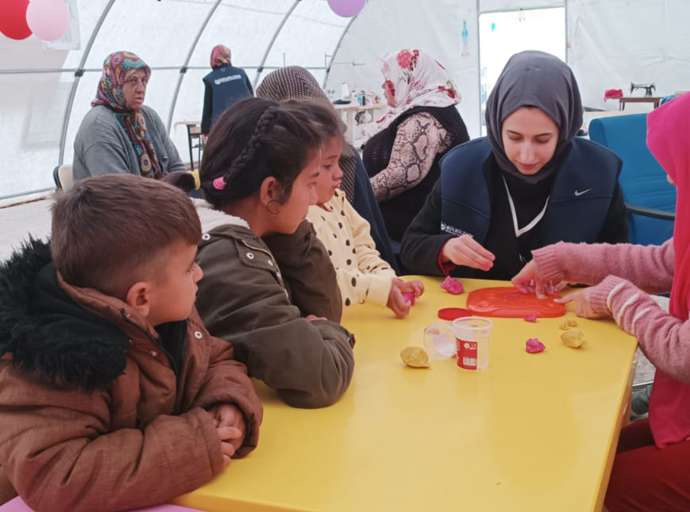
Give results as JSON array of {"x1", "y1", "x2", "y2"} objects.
[
  {"x1": 327, "y1": 0, "x2": 366, "y2": 18},
  {"x1": 26, "y1": 0, "x2": 69, "y2": 42}
]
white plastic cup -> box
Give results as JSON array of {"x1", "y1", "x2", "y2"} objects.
[
  {"x1": 423, "y1": 321, "x2": 457, "y2": 359},
  {"x1": 452, "y1": 317, "x2": 492, "y2": 371}
]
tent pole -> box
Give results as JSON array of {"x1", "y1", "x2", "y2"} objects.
[
  {"x1": 253, "y1": 0, "x2": 301, "y2": 89},
  {"x1": 57, "y1": 0, "x2": 116, "y2": 167},
  {"x1": 166, "y1": 0, "x2": 223, "y2": 132}
]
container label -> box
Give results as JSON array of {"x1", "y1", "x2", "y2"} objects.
[{"x1": 456, "y1": 339, "x2": 477, "y2": 370}]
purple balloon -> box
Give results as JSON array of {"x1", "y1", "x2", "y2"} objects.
[{"x1": 327, "y1": 0, "x2": 366, "y2": 18}]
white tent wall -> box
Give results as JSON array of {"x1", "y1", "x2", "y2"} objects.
[
  {"x1": 325, "y1": 0, "x2": 481, "y2": 138},
  {"x1": 480, "y1": 0, "x2": 562, "y2": 11},
  {"x1": 3, "y1": 0, "x2": 690, "y2": 200},
  {"x1": 567, "y1": 0, "x2": 690, "y2": 111}
]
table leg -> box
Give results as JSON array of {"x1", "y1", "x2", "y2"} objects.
[{"x1": 186, "y1": 125, "x2": 195, "y2": 171}]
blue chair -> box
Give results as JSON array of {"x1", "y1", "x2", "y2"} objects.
[{"x1": 589, "y1": 114, "x2": 675, "y2": 245}]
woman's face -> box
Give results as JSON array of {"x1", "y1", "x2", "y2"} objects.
[
  {"x1": 122, "y1": 69, "x2": 148, "y2": 110},
  {"x1": 315, "y1": 137, "x2": 344, "y2": 205},
  {"x1": 501, "y1": 107, "x2": 559, "y2": 175},
  {"x1": 267, "y1": 152, "x2": 321, "y2": 234}
]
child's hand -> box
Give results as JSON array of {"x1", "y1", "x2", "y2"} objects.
[
  {"x1": 396, "y1": 278, "x2": 425, "y2": 299},
  {"x1": 216, "y1": 426, "x2": 243, "y2": 466},
  {"x1": 556, "y1": 287, "x2": 610, "y2": 319},
  {"x1": 512, "y1": 260, "x2": 566, "y2": 298},
  {"x1": 387, "y1": 278, "x2": 421, "y2": 318},
  {"x1": 210, "y1": 404, "x2": 246, "y2": 454},
  {"x1": 441, "y1": 235, "x2": 495, "y2": 272},
  {"x1": 306, "y1": 314, "x2": 326, "y2": 322}
]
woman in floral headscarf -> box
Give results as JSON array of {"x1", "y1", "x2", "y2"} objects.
[
  {"x1": 362, "y1": 49, "x2": 470, "y2": 242},
  {"x1": 73, "y1": 51, "x2": 185, "y2": 181}
]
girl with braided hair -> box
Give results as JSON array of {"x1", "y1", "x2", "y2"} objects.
[{"x1": 187, "y1": 97, "x2": 355, "y2": 409}]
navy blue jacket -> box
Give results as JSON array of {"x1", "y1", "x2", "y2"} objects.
[
  {"x1": 201, "y1": 65, "x2": 253, "y2": 134},
  {"x1": 400, "y1": 137, "x2": 629, "y2": 279}
]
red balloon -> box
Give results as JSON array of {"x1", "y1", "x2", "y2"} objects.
[{"x1": 0, "y1": 0, "x2": 32, "y2": 40}]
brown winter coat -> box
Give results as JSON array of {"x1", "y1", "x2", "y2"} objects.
[
  {"x1": 0, "y1": 240, "x2": 262, "y2": 512},
  {"x1": 196, "y1": 216, "x2": 355, "y2": 409}
]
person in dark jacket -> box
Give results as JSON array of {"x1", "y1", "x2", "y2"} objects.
[
  {"x1": 186, "y1": 97, "x2": 355, "y2": 409},
  {"x1": 363, "y1": 49, "x2": 470, "y2": 242},
  {"x1": 201, "y1": 45, "x2": 253, "y2": 135},
  {"x1": 400, "y1": 51, "x2": 629, "y2": 281}
]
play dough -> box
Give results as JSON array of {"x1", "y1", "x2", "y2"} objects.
[
  {"x1": 561, "y1": 328, "x2": 585, "y2": 349},
  {"x1": 525, "y1": 338, "x2": 545, "y2": 353},
  {"x1": 400, "y1": 346, "x2": 430, "y2": 368},
  {"x1": 440, "y1": 276, "x2": 464, "y2": 295},
  {"x1": 466, "y1": 287, "x2": 566, "y2": 318}
]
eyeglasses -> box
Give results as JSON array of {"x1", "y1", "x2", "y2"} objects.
[{"x1": 124, "y1": 76, "x2": 149, "y2": 87}]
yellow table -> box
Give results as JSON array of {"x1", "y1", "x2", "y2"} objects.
[{"x1": 176, "y1": 277, "x2": 637, "y2": 512}]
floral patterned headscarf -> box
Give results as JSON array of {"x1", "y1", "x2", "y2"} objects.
[
  {"x1": 92, "y1": 51, "x2": 163, "y2": 179},
  {"x1": 375, "y1": 49, "x2": 460, "y2": 132}
]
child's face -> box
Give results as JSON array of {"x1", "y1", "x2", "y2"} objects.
[
  {"x1": 146, "y1": 242, "x2": 203, "y2": 326},
  {"x1": 268, "y1": 153, "x2": 321, "y2": 234},
  {"x1": 315, "y1": 137, "x2": 344, "y2": 205}
]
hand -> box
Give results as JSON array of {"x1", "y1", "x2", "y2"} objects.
[
  {"x1": 395, "y1": 278, "x2": 424, "y2": 299},
  {"x1": 306, "y1": 314, "x2": 326, "y2": 322},
  {"x1": 210, "y1": 404, "x2": 246, "y2": 454},
  {"x1": 216, "y1": 426, "x2": 243, "y2": 466},
  {"x1": 512, "y1": 260, "x2": 566, "y2": 299},
  {"x1": 555, "y1": 288, "x2": 610, "y2": 319},
  {"x1": 387, "y1": 278, "x2": 419, "y2": 318},
  {"x1": 441, "y1": 235, "x2": 495, "y2": 272}
]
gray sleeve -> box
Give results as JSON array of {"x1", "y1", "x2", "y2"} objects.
[{"x1": 146, "y1": 107, "x2": 186, "y2": 173}]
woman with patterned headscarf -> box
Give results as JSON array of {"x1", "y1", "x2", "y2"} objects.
[
  {"x1": 362, "y1": 50, "x2": 470, "y2": 242},
  {"x1": 73, "y1": 51, "x2": 185, "y2": 181},
  {"x1": 400, "y1": 51, "x2": 628, "y2": 281},
  {"x1": 201, "y1": 45, "x2": 253, "y2": 135},
  {"x1": 256, "y1": 66, "x2": 397, "y2": 270}
]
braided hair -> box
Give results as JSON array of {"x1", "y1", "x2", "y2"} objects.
[{"x1": 199, "y1": 97, "x2": 323, "y2": 210}]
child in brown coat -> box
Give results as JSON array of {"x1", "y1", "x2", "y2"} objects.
[{"x1": 0, "y1": 174, "x2": 262, "y2": 512}]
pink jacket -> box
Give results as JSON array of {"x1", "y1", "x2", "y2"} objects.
[{"x1": 532, "y1": 240, "x2": 690, "y2": 385}]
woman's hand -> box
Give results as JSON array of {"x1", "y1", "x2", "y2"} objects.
[{"x1": 441, "y1": 235, "x2": 495, "y2": 272}]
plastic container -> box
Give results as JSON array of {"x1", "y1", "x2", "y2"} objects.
[
  {"x1": 423, "y1": 321, "x2": 457, "y2": 359},
  {"x1": 453, "y1": 317, "x2": 492, "y2": 371}
]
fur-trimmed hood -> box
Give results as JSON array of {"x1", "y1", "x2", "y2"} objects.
[{"x1": 0, "y1": 238, "x2": 129, "y2": 390}]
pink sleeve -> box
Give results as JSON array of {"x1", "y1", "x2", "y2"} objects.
[
  {"x1": 532, "y1": 239, "x2": 675, "y2": 293},
  {"x1": 588, "y1": 275, "x2": 690, "y2": 385}
]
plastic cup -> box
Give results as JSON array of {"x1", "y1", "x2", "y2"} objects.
[
  {"x1": 452, "y1": 317, "x2": 492, "y2": 371},
  {"x1": 423, "y1": 321, "x2": 457, "y2": 359}
]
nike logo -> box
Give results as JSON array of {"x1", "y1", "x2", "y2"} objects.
[{"x1": 574, "y1": 188, "x2": 591, "y2": 197}]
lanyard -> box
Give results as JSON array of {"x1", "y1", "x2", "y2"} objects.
[{"x1": 502, "y1": 177, "x2": 549, "y2": 238}]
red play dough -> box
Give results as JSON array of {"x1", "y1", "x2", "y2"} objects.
[
  {"x1": 437, "y1": 307, "x2": 473, "y2": 321},
  {"x1": 466, "y1": 287, "x2": 566, "y2": 318},
  {"x1": 0, "y1": 0, "x2": 32, "y2": 40},
  {"x1": 525, "y1": 338, "x2": 545, "y2": 353},
  {"x1": 402, "y1": 291, "x2": 416, "y2": 306}
]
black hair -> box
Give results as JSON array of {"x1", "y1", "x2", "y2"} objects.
[{"x1": 199, "y1": 97, "x2": 323, "y2": 210}]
